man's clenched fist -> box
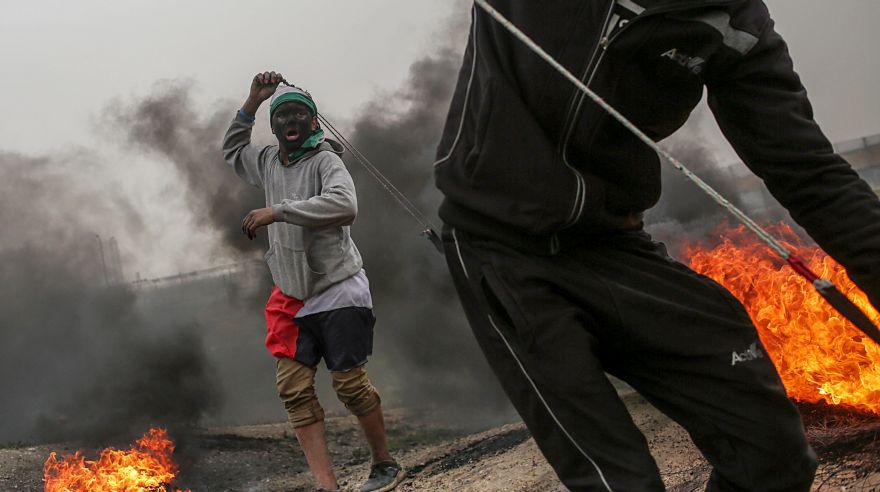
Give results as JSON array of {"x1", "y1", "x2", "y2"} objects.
[
  {"x1": 250, "y1": 71, "x2": 284, "y2": 103},
  {"x1": 242, "y1": 71, "x2": 285, "y2": 116}
]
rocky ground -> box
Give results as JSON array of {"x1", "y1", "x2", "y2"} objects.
[{"x1": 2, "y1": 392, "x2": 879, "y2": 491}]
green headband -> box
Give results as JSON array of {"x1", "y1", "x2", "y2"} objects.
[{"x1": 269, "y1": 92, "x2": 317, "y2": 120}]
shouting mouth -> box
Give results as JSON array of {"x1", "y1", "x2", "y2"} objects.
[{"x1": 284, "y1": 127, "x2": 300, "y2": 142}]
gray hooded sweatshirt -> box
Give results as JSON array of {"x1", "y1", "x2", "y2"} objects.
[{"x1": 222, "y1": 113, "x2": 363, "y2": 300}]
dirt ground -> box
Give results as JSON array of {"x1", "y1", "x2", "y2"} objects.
[{"x1": 3, "y1": 392, "x2": 879, "y2": 491}]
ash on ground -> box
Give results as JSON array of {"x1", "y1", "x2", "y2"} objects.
[{"x1": 4, "y1": 394, "x2": 879, "y2": 491}]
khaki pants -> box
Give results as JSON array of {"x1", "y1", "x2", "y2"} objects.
[{"x1": 276, "y1": 357, "x2": 381, "y2": 428}]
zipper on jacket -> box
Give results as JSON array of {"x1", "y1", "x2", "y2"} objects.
[
  {"x1": 558, "y1": 0, "x2": 615, "y2": 228},
  {"x1": 557, "y1": 0, "x2": 616, "y2": 229},
  {"x1": 562, "y1": 6, "x2": 639, "y2": 154},
  {"x1": 558, "y1": 1, "x2": 616, "y2": 156},
  {"x1": 561, "y1": 1, "x2": 729, "y2": 226},
  {"x1": 559, "y1": 0, "x2": 745, "y2": 150}
]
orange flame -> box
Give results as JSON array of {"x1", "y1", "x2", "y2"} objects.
[
  {"x1": 43, "y1": 427, "x2": 189, "y2": 492},
  {"x1": 685, "y1": 223, "x2": 880, "y2": 414}
]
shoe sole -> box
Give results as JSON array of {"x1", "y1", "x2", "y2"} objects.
[{"x1": 371, "y1": 470, "x2": 407, "y2": 492}]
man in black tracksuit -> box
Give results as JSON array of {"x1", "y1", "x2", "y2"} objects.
[{"x1": 434, "y1": 1, "x2": 880, "y2": 490}]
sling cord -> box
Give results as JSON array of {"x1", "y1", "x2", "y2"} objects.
[
  {"x1": 279, "y1": 81, "x2": 438, "y2": 238},
  {"x1": 315, "y1": 112, "x2": 438, "y2": 234}
]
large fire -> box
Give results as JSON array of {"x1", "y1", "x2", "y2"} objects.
[
  {"x1": 685, "y1": 223, "x2": 880, "y2": 414},
  {"x1": 43, "y1": 427, "x2": 189, "y2": 492}
]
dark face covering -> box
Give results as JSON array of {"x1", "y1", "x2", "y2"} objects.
[{"x1": 271, "y1": 101, "x2": 316, "y2": 157}]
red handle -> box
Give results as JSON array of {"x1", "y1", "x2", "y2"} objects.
[{"x1": 786, "y1": 255, "x2": 819, "y2": 283}]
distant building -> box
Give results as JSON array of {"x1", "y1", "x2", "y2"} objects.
[
  {"x1": 130, "y1": 259, "x2": 271, "y2": 325},
  {"x1": 131, "y1": 259, "x2": 267, "y2": 292}
]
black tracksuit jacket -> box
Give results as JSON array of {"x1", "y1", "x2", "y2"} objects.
[{"x1": 434, "y1": 0, "x2": 880, "y2": 310}]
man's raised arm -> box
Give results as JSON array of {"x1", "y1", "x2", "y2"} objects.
[{"x1": 222, "y1": 71, "x2": 284, "y2": 188}]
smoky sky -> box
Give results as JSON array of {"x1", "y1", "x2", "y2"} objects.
[
  {"x1": 0, "y1": 151, "x2": 218, "y2": 444},
  {"x1": 101, "y1": 84, "x2": 265, "y2": 256}
]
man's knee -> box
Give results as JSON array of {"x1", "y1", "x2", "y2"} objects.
[
  {"x1": 276, "y1": 358, "x2": 325, "y2": 428},
  {"x1": 331, "y1": 365, "x2": 380, "y2": 417}
]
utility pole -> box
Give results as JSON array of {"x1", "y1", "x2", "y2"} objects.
[{"x1": 95, "y1": 234, "x2": 109, "y2": 286}]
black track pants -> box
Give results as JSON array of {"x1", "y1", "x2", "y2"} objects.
[{"x1": 442, "y1": 226, "x2": 817, "y2": 491}]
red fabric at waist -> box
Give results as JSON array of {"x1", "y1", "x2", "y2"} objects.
[{"x1": 264, "y1": 286, "x2": 304, "y2": 358}]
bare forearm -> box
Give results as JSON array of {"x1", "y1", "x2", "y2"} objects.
[{"x1": 241, "y1": 96, "x2": 262, "y2": 117}]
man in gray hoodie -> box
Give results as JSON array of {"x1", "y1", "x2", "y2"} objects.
[{"x1": 223, "y1": 71, "x2": 405, "y2": 492}]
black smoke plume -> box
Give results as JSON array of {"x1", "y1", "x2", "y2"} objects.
[
  {"x1": 99, "y1": 85, "x2": 285, "y2": 427},
  {"x1": 0, "y1": 151, "x2": 218, "y2": 443},
  {"x1": 342, "y1": 47, "x2": 514, "y2": 424},
  {"x1": 101, "y1": 82, "x2": 264, "y2": 255},
  {"x1": 646, "y1": 109, "x2": 785, "y2": 256}
]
